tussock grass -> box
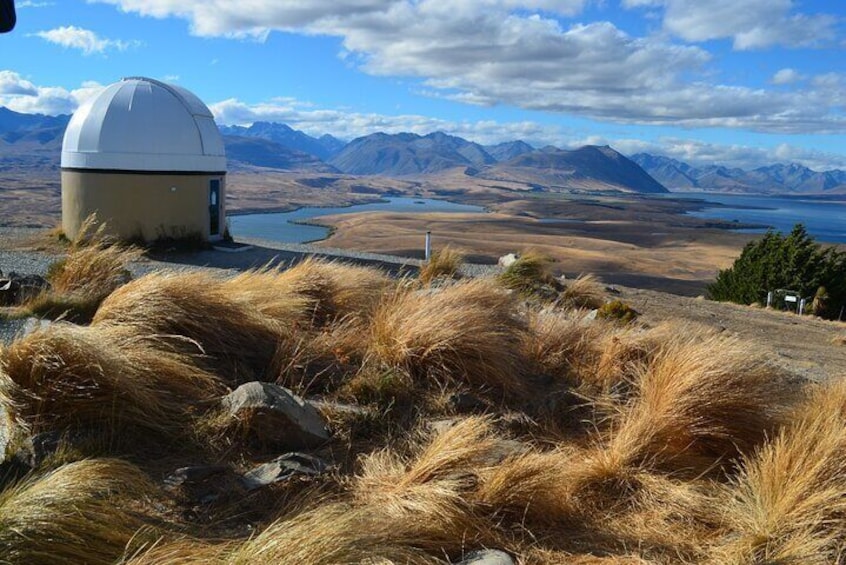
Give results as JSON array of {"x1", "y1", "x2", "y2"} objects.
[
  {"x1": 606, "y1": 325, "x2": 799, "y2": 475},
  {"x1": 497, "y1": 249, "x2": 557, "y2": 295},
  {"x1": 419, "y1": 246, "x2": 463, "y2": 285},
  {"x1": 0, "y1": 323, "x2": 223, "y2": 441},
  {"x1": 0, "y1": 459, "x2": 156, "y2": 565},
  {"x1": 92, "y1": 271, "x2": 284, "y2": 382},
  {"x1": 561, "y1": 274, "x2": 606, "y2": 310},
  {"x1": 367, "y1": 279, "x2": 528, "y2": 395},
  {"x1": 24, "y1": 217, "x2": 142, "y2": 322},
  {"x1": 710, "y1": 379, "x2": 846, "y2": 564},
  {"x1": 271, "y1": 257, "x2": 393, "y2": 325}
]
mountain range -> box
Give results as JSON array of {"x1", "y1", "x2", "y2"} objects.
[
  {"x1": 1, "y1": 106, "x2": 844, "y2": 195},
  {"x1": 631, "y1": 153, "x2": 846, "y2": 194}
]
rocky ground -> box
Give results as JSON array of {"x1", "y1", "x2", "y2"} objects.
[{"x1": 2, "y1": 227, "x2": 844, "y2": 382}]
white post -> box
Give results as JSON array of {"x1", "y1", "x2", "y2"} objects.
[
  {"x1": 766, "y1": 291, "x2": 773, "y2": 308},
  {"x1": 799, "y1": 298, "x2": 806, "y2": 316},
  {"x1": 424, "y1": 231, "x2": 431, "y2": 261}
]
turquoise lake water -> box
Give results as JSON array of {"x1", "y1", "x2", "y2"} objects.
[{"x1": 229, "y1": 197, "x2": 485, "y2": 244}]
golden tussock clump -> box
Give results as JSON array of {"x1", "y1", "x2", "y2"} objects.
[
  {"x1": 497, "y1": 249, "x2": 557, "y2": 295},
  {"x1": 606, "y1": 325, "x2": 800, "y2": 475},
  {"x1": 24, "y1": 217, "x2": 142, "y2": 322},
  {"x1": 0, "y1": 323, "x2": 223, "y2": 440},
  {"x1": 0, "y1": 459, "x2": 157, "y2": 565},
  {"x1": 269, "y1": 257, "x2": 394, "y2": 325},
  {"x1": 710, "y1": 379, "x2": 846, "y2": 564},
  {"x1": 92, "y1": 270, "x2": 284, "y2": 382},
  {"x1": 367, "y1": 279, "x2": 528, "y2": 395},
  {"x1": 560, "y1": 273, "x2": 606, "y2": 310},
  {"x1": 418, "y1": 245, "x2": 464, "y2": 286}
]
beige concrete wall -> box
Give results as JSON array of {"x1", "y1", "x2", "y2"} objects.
[{"x1": 61, "y1": 171, "x2": 226, "y2": 242}]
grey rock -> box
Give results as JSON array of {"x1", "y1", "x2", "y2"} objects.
[
  {"x1": 164, "y1": 465, "x2": 229, "y2": 489},
  {"x1": 456, "y1": 549, "x2": 515, "y2": 565},
  {"x1": 241, "y1": 452, "x2": 328, "y2": 491},
  {"x1": 222, "y1": 382, "x2": 329, "y2": 450},
  {"x1": 498, "y1": 253, "x2": 519, "y2": 268},
  {"x1": 0, "y1": 272, "x2": 49, "y2": 306},
  {"x1": 585, "y1": 309, "x2": 599, "y2": 320}
]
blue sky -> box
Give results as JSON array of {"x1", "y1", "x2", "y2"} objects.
[{"x1": 1, "y1": 0, "x2": 844, "y2": 169}]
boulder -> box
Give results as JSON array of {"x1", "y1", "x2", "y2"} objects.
[
  {"x1": 222, "y1": 382, "x2": 329, "y2": 450},
  {"x1": 240, "y1": 452, "x2": 329, "y2": 491},
  {"x1": 0, "y1": 272, "x2": 49, "y2": 306},
  {"x1": 455, "y1": 550, "x2": 515, "y2": 565},
  {"x1": 497, "y1": 253, "x2": 519, "y2": 268}
]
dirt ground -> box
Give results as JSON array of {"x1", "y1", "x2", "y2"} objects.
[{"x1": 614, "y1": 283, "x2": 846, "y2": 382}]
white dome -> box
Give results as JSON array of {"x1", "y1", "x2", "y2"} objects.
[{"x1": 61, "y1": 77, "x2": 226, "y2": 172}]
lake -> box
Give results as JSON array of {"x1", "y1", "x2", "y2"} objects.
[
  {"x1": 667, "y1": 193, "x2": 846, "y2": 244},
  {"x1": 229, "y1": 197, "x2": 486, "y2": 244}
]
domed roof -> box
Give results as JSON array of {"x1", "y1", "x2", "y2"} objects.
[{"x1": 61, "y1": 77, "x2": 226, "y2": 172}]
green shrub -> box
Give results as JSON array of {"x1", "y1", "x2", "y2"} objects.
[
  {"x1": 596, "y1": 299, "x2": 639, "y2": 324},
  {"x1": 707, "y1": 224, "x2": 846, "y2": 320}
]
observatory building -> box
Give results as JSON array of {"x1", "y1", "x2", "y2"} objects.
[{"x1": 61, "y1": 77, "x2": 227, "y2": 242}]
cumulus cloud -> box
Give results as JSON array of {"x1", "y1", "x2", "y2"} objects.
[
  {"x1": 0, "y1": 71, "x2": 103, "y2": 115},
  {"x1": 771, "y1": 68, "x2": 804, "y2": 85},
  {"x1": 87, "y1": 0, "x2": 845, "y2": 135},
  {"x1": 626, "y1": 0, "x2": 838, "y2": 50},
  {"x1": 33, "y1": 26, "x2": 141, "y2": 55}
]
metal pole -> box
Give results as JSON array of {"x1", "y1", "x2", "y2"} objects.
[{"x1": 424, "y1": 231, "x2": 431, "y2": 261}]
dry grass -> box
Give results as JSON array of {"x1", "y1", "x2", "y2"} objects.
[
  {"x1": 561, "y1": 274, "x2": 606, "y2": 310},
  {"x1": 0, "y1": 323, "x2": 223, "y2": 441},
  {"x1": 0, "y1": 459, "x2": 156, "y2": 565},
  {"x1": 0, "y1": 256, "x2": 832, "y2": 564},
  {"x1": 23, "y1": 217, "x2": 142, "y2": 322},
  {"x1": 367, "y1": 279, "x2": 528, "y2": 395},
  {"x1": 270, "y1": 257, "x2": 393, "y2": 325},
  {"x1": 92, "y1": 271, "x2": 285, "y2": 382},
  {"x1": 497, "y1": 250, "x2": 557, "y2": 295},
  {"x1": 709, "y1": 379, "x2": 846, "y2": 564},
  {"x1": 606, "y1": 325, "x2": 800, "y2": 475},
  {"x1": 419, "y1": 246, "x2": 463, "y2": 285}
]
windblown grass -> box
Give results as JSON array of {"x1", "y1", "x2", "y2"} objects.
[
  {"x1": 24, "y1": 217, "x2": 142, "y2": 322},
  {"x1": 710, "y1": 379, "x2": 846, "y2": 564},
  {"x1": 560, "y1": 274, "x2": 606, "y2": 310},
  {"x1": 606, "y1": 325, "x2": 800, "y2": 475},
  {"x1": 92, "y1": 271, "x2": 284, "y2": 382},
  {"x1": 367, "y1": 279, "x2": 528, "y2": 395},
  {"x1": 0, "y1": 459, "x2": 156, "y2": 565},
  {"x1": 497, "y1": 249, "x2": 557, "y2": 296},
  {"x1": 419, "y1": 246, "x2": 463, "y2": 285},
  {"x1": 270, "y1": 257, "x2": 393, "y2": 325},
  {"x1": 0, "y1": 323, "x2": 223, "y2": 442}
]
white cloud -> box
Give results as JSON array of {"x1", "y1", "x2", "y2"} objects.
[
  {"x1": 17, "y1": 1, "x2": 55, "y2": 7},
  {"x1": 33, "y1": 26, "x2": 141, "y2": 55},
  {"x1": 0, "y1": 71, "x2": 103, "y2": 115},
  {"x1": 87, "y1": 0, "x2": 846, "y2": 135},
  {"x1": 626, "y1": 0, "x2": 838, "y2": 50},
  {"x1": 771, "y1": 68, "x2": 804, "y2": 85}
]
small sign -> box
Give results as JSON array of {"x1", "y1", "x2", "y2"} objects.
[{"x1": 785, "y1": 295, "x2": 798, "y2": 303}]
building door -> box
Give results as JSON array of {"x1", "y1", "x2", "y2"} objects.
[{"x1": 209, "y1": 179, "x2": 221, "y2": 236}]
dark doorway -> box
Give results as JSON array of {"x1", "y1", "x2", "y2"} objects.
[{"x1": 209, "y1": 179, "x2": 221, "y2": 236}]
